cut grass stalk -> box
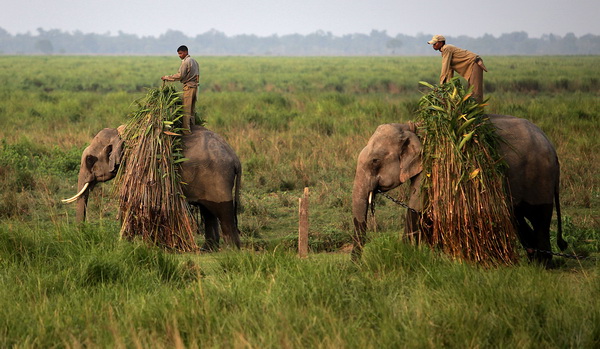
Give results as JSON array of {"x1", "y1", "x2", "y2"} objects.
[
  {"x1": 417, "y1": 79, "x2": 518, "y2": 266},
  {"x1": 114, "y1": 85, "x2": 198, "y2": 252}
]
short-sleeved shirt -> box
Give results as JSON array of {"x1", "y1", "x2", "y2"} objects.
[
  {"x1": 439, "y1": 44, "x2": 479, "y2": 84},
  {"x1": 166, "y1": 55, "x2": 199, "y2": 88}
]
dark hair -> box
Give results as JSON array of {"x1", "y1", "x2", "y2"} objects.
[{"x1": 177, "y1": 45, "x2": 188, "y2": 52}]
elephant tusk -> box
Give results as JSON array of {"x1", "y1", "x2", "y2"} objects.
[
  {"x1": 368, "y1": 191, "x2": 373, "y2": 205},
  {"x1": 61, "y1": 182, "x2": 90, "y2": 204}
]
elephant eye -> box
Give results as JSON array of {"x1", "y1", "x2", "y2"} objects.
[
  {"x1": 371, "y1": 158, "x2": 381, "y2": 169},
  {"x1": 86, "y1": 155, "x2": 98, "y2": 170},
  {"x1": 106, "y1": 144, "x2": 113, "y2": 157}
]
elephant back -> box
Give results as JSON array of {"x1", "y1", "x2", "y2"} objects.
[
  {"x1": 179, "y1": 126, "x2": 241, "y2": 202},
  {"x1": 488, "y1": 114, "x2": 559, "y2": 206}
]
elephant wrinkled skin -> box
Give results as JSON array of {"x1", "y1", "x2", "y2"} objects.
[
  {"x1": 352, "y1": 114, "x2": 567, "y2": 264},
  {"x1": 65, "y1": 125, "x2": 242, "y2": 250}
]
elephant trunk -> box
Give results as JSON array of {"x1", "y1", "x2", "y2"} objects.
[
  {"x1": 75, "y1": 186, "x2": 90, "y2": 222},
  {"x1": 351, "y1": 174, "x2": 375, "y2": 260},
  {"x1": 74, "y1": 166, "x2": 94, "y2": 222}
]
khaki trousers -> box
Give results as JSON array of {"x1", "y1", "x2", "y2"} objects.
[
  {"x1": 182, "y1": 85, "x2": 197, "y2": 131},
  {"x1": 468, "y1": 63, "x2": 484, "y2": 103}
]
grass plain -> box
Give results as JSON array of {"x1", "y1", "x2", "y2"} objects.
[{"x1": 0, "y1": 55, "x2": 599, "y2": 347}]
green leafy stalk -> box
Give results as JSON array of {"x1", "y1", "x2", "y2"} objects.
[{"x1": 415, "y1": 78, "x2": 517, "y2": 266}]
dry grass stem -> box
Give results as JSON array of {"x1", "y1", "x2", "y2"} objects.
[{"x1": 114, "y1": 85, "x2": 198, "y2": 252}]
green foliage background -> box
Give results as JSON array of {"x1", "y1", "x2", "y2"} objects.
[{"x1": 0, "y1": 56, "x2": 598, "y2": 347}]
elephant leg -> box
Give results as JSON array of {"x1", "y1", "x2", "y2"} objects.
[
  {"x1": 200, "y1": 200, "x2": 241, "y2": 249},
  {"x1": 215, "y1": 202, "x2": 241, "y2": 249},
  {"x1": 514, "y1": 206, "x2": 535, "y2": 252},
  {"x1": 404, "y1": 209, "x2": 432, "y2": 244},
  {"x1": 190, "y1": 204, "x2": 203, "y2": 236},
  {"x1": 199, "y1": 205, "x2": 220, "y2": 252},
  {"x1": 527, "y1": 203, "x2": 554, "y2": 266},
  {"x1": 514, "y1": 203, "x2": 553, "y2": 266}
]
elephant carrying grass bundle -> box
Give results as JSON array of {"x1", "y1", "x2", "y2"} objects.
[
  {"x1": 114, "y1": 85, "x2": 198, "y2": 252},
  {"x1": 415, "y1": 79, "x2": 518, "y2": 265}
]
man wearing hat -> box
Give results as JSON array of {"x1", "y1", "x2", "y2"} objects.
[
  {"x1": 162, "y1": 45, "x2": 200, "y2": 135},
  {"x1": 428, "y1": 35, "x2": 487, "y2": 102}
]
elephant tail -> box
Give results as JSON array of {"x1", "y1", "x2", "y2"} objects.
[{"x1": 555, "y1": 182, "x2": 568, "y2": 251}]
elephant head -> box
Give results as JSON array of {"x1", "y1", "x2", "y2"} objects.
[
  {"x1": 62, "y1": 128, "x2": 124, "y2": 221},
  {"x1": 351, "y1": 123, "x2": 422, "y2": 259}
]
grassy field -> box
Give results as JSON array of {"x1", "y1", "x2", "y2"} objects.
[{"x1": 0, "y1": 56, "x2": 599, "y2": 347}]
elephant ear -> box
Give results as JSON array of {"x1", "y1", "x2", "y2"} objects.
[
  {"x1": 398, "y1": 131, "x2": 422, "y2": 184},
  {"x1": 108, "y1": 133, "x2": 124, "y2": 171}
]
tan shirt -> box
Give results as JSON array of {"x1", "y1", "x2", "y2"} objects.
[
  {"x1": 165, "y1": 55, "x2": 199, "y2": 88},
  {"x1": 439, "y1": 44, "x2": 479, "y2": 84}
]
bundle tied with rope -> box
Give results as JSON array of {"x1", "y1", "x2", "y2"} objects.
[
  {"x1": 416, "y1": 78, "x2": 518, "y2": 266},
  {"x1": 114, "y1": 85, "x2": 198, "y2": 252}
]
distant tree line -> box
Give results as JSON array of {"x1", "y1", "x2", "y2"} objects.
[{"x1": 1, "y1": 27, "x2": 599, "y2": 55}]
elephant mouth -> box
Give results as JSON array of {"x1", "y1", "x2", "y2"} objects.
[{"x1": 375, "y1": 184, "x2": 394, "y2": 193}]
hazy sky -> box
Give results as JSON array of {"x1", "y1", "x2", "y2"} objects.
[{"x1": 2, "y1": 0, "x2": 598, "y2": 38}]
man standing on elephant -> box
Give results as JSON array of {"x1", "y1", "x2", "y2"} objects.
[
  {"x1": 428, "y1": 35, "x2": 487, "y2": 103},
  {"x1": 161, "y1": 45, "x2": 199, "y2": 135}
]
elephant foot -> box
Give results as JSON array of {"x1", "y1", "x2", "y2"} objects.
[
  {"x1": 526, "y1": 249, "x2": 556, "y2": 269},
  {"x1": 200, "y1": 243, "x2": 219, "y2": 253},
  {"x1": 350, "y1": 244, "x2": 364, "y2": 262}
]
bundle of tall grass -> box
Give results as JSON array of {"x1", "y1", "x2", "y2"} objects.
[
  {"x1": 416, "y1": 79, "x2": 518, "y2": 266},
  {"x1": 114, "y1": 85, "x2": 198, "y2": 252}
]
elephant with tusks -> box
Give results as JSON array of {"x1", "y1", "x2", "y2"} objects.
[
  {"x1": 63, "y1": 125, "x2": 242, "y2": 251},
  {"x1": 351, "y1": 114, "x2": 568, "y2": 265}
]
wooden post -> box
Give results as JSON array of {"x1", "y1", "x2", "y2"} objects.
[{"x1": 298, "y1": 187, "x2": 309, "y2": 258}]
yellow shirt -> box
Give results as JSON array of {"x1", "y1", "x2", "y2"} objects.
[
  {"x1": 166, "y1": 55, "x2": 199, "y2": 88},
  {"x1": 439, "y1": 44, "x2": 479, "y2": 84}
]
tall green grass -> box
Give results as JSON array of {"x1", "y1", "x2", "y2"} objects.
[
  {"x1": 0, "y1": 55, "x2": 598, "y2": 346},
  {"x1": 0, "y1": 225, "x2": 598, "y2": 347}
]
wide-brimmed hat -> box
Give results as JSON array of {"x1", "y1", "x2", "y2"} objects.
[{"x1": 427, "y1": 35, "x2": 446, "y2": 44}]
